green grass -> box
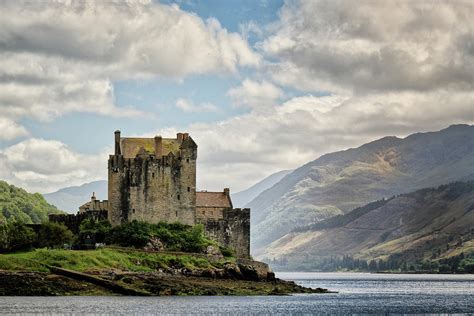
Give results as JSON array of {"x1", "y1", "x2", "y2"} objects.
[{"x1": 0, "y1": 248, "x2": 215, "y2": 273}]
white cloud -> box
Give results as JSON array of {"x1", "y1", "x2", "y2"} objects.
[
  {"x1": 0, "y1": 0, "x2": 260, "y2": 139},
  {"x1": 0, "y1": 138, "x2": 108, "y2": 193},
  {"x1": 0, "y1": 117, "x2": 28, "y2": 140},
  {"x1": 156, "y1": 91, "x2": 474, "y2": 192},
  {"x1": 227, "y1": 79, "x2": 284, "y2": 108},
  {"x1": 175, "y1": 98, "x2": 218, "y2": 113},
  {"x1": 262, "y1": 0, "x2": 474, "y2": 94}
]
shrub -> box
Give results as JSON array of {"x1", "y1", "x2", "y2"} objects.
[
  {"x1": 107, "y1": 220, "x2": 214, "y2": 252},
  {"x1": 37, "y1": 222, "x2": 74, "y2": 248},
  {"x1": 79, "y1": 219, "x2": 111, "y2": 244}
]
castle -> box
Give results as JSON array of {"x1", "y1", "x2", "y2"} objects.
[{"x1": 51, "y1": 131, "x2": 250, "y2": 257}]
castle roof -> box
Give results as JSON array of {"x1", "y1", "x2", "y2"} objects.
[
  {"x1": 196, "y1": 191, "x2": 232, "y2": 208},
  {"x1": 120, "y1": 137, "x2": 180, "y2": 158}
]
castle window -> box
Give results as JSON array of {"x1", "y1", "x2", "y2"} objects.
[
  {"x1": 187, "y1": 187, "x2": 190, "y2": 192},
  {"x1": 132, "y1": 209, "x2": 135, "y2": 214},
  {"x1": 186, "y1": 158, "x2": 189, "y2": 163},
  {"x1": 152, "y1": 172, "x2": 155, "y2": 178},
  {"x1": 177, "y1": 194, "x2": 180, "y2": 200},
  {"x1": 176, "y1": 210, "x2": 178, "y2": 217}
]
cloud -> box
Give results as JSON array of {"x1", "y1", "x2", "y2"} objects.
[
  {"x1": 175, "y1": 98, "x2": 218, "y2": 113},
  {"x1": 0, "y1": 0, "x2": 260, "y2": 139},
  {"x1": 227, "y1": 79, "x2": 284, "y2": 108},
  {"x1": 156, "y1": 90, "x2": 474, "y2": 192},
  {"x1": 0, "y1": 117, "x2": 28, "y2": 140},
  {"x1": 0, "y1": 138, "x2": 108, "y2": 193},
  {"x1": 261, "y1": 0, "x2": 474, "y2": 94}
]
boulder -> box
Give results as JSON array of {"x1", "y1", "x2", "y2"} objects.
[
  {"x1": 236, "y1": 259, "x2": 275, "y2": 281},
  {"x1": 144, "y1": 237, "x2": 164, "y2": 252}
]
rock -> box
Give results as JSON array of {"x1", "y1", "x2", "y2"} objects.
[
  {"x1": 236, "y1": 259, "x2": 274, "y2": 281},
  {"x1": 144, "y1": 237, "x2": 164, "y2": 252},
  {"x1": 223, "y1": 262, "x2": 242, "y2": 279},
  {"x1": 205, "y1": 245, "x2": 223, "y2": 259}
]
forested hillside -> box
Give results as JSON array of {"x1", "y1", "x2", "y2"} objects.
[{"x1": 0, "y1": 181, "x2": 62, "y2": 224}]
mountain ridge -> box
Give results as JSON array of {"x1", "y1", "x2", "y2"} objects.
[
  {"x1": 248, "y1": 124, "x2": 474, "y2": 253},
  {"x1": 263, "y1": 180, "x2": 474, "y2": 270}
]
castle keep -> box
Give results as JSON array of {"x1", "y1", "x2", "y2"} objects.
[
  {"x1": 51, "y1": 131, "x2": 250, "y2": 257},
  {"x1": 108, "y1": 131, "x2": 197, "y2": 226}
]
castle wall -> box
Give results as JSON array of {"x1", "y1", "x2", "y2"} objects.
[
  {"x1": 49, "y1": 210, "x2": 108, "y2": 234},
  {"x1": 108, "y1": 152, "x2": 196, "y2": 226},
  {"x1": 203, "y1": 208, "x2": 250, "y2": 258},
  {"x1": 196, "y1": 206, "x2": 225, "y2": 220}
]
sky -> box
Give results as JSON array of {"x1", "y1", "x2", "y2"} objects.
[{"x1": 0, "y1": 0, "x2": 473, "y2": 194}]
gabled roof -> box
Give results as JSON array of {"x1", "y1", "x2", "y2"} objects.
[{"x1": 196, "y1": 191, "x2": 232, "y2": 208}]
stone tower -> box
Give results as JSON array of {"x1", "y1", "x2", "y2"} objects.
[{"x1": 107, "y1": 130, "x2": 197, "y2": 226}]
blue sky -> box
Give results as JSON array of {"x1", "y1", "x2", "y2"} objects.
[
  {"x1": 18, "y1": 1, "x2": 285, "y2": 154},
  {"x1": 0, "y1": 1, "x2": 472, "y2": 193}
]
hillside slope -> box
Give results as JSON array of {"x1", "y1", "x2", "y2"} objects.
[
  {"x1": 249, "y1": 124, "x2": 474, "y2": 252},
  {"x1": 0, "y1": 180, "x2": 62, "y2": 224},
  {"x1": 231, "y1": 170, "x2": 292, "y2": 208},
  {"x1": 261, "y1": 181, "x2": 474, "y2": 270},
  {"x1": 43, "y1": 180, "x2": 107, "y2": 213}
]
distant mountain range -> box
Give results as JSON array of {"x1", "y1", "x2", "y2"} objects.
[
  {"x1": 246, "y1": 124, "x2": 474, "y2": 258},
  {"x1": 231, "y1": 170, "x2": 292, "y2": 208},
  {"x1": 43, "y1": 180, "x2": 107, "y2": 213},
  {"x1": 263, "y1": 181, "x2": 474, "y2": 270}
]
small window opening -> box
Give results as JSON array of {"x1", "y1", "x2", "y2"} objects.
[
  {"x1": 186, "y1": 158, "x2": 190, "y2": 163},
  {"x1": 177, "y1": 194, "x2": 180, "y2": 200},
  {"x1": 152, "y1": 172, "x2": 155, "y2": 178},
  {"x1": 187, "y1": 187, "x2": 190, "y2": 192},
  {"x1": 132, "y1": 209, "x2": 135, "y2": 214},
  {"x1": 176, "y1": 210, "x2": 178, "y2": 217}
]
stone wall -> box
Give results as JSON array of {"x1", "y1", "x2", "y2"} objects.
[
  {"x1": 49, "y1": 210, "x2": 108, "y2": 234},
  {"x1": 203, "y1": 208, "x2": 250, "y2": 258}
]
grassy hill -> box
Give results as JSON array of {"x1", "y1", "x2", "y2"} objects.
[
  {"x1": 262, "y1": 181, "x2": 474, "y2": 271},
  {"x1": 0, "y1": 180, "x2": 62, "y2": 224}
]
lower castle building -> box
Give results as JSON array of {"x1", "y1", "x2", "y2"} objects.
[{"x1": 50, "y1": 131, "x2": 250, "y2": 257}]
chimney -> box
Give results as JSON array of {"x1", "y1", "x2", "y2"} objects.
[
  {"x1": 114, "y1": 130, "x2": 121, "y2": 155},
  {"x1": 183, "y1": 133, "x2": 189, "y2": 140},
  {"x1": 154, "y1": 136, "x2": 162, "y2": 158},
  {"x1": 177, "y1": 133, "x2": 183, "y2": 142},
  {"x1": 91, "y1": 192, "x2": 96, "y2": 201},
  {"x1": 224, "y1": 188, "x2": 230, "y2": 196}
]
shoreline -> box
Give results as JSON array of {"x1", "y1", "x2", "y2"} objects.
[{"x1": 0, "y1": 270, "x2": 330, "y2": 296}]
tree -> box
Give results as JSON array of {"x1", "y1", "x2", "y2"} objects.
[
  {"x1": 0, "y1": 222, "x2": 36, "y2": 252},
  {"x1": 37, "y1": 222, "x2": 74, "y2": 248}
]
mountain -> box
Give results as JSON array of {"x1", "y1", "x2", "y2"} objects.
[
  {"x1": 231, "y1": 170, "x2": 293, "y2": 208},
  {"x1": 249, "y1": 124, "x2": 474, "y2": 254},
  {"x1": 263, "y1": 181, "x2": 474, "y2": 270},
  {"x1": 0, "y1": 180, "x2": 62, "y2": 224},
  {"x1": 43, "y1": 180, "x2": 107, "y2": 213}
]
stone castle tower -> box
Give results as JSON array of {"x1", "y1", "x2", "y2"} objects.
[{"x1": 108, "y1": 130, "x2": 197, "y2": 226}]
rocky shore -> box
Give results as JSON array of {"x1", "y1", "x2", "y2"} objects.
[{"x1": 0, "y1": 249, "x2": 329, "y2": 296}]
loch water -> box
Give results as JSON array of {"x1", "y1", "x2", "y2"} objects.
[{"x1": 0, "y1": 272, "x2": 473, "y2": 314}]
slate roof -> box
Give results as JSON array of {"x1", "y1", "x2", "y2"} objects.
[
  {"x1": 196, "y1": 191, "x2": 232, "y2": 208},
  {"x1": 120, "y1": 137, "x2": 180, "y2": 158}
]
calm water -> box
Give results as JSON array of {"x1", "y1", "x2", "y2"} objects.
[{"x1": 0, "y1": 272, "x2": 473, "y2": 314}]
